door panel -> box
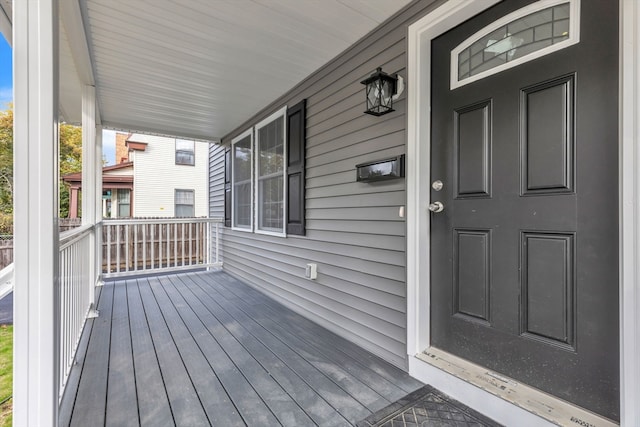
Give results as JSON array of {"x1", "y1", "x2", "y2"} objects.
[{"x1": 430, "y1": 0, "x2": 619, "y2": 420}]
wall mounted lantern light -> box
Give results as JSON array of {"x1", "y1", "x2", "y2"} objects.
[{"x1": 360, "y1": 67, "x2": 405, "y2": 116}]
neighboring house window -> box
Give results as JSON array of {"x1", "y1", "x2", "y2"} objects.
[
  {"x1": 255, "y1": 108, "x2": 286, "y2": 235},
  {"x1": 226, "y1": 99, "x2": 306, "y2": 236},
  {"x1": 232, "y1": 130, "x2": 253, "y2": 230},
  {"x1": 117, "y1": 189, "x2": 131, "y2": 217},
  {"x1": 176, "y1": 139, "x2": 195, "y2": 165},
  {"x1": 175, "y1": 189, "x2": 195, "y2": 217}
]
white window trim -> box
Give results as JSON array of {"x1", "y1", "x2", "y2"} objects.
[
  {"x1": 450, "y1": 0, "x2": 581, "y2": 89},
  {"x1": 231, "y1": 128, "x2": 254, "y2": 232},
  {"x1": 254, "y1": 106, "x2": 288, "y2": 237}
]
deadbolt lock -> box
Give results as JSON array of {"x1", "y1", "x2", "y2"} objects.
[{"x1": 432, "y1": 180, "x2": 443, "y2": 191}]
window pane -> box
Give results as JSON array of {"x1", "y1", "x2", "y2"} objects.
[
  {"x1": 259, "y1": 175, "x2": 283, "y2": 230},
  {"x1": 175, "y1": 204, "x2": 194, "y2": 217},
  {"x1": 456, "y1": 2, "x2": 572, "y2": 82},
  {"x1": 257, "y1": 114, "x2": 285, "y2": 233},
  {"x1": 175, "y1": 190, "x2": 194, "y2": 205},
  {"x1": 233, "y1": 134, "x2": 252, "y2": 228},
  {"x1": 117, "y1": 189, "x2": 130, "y2": 203},
  {"x1": 233, "y1": 136, "x2": 252, "y2": 181},
  {"x1": 234, "y1": 182, "x2": 252, "y2": 227},
  {"x1": 176, "y1": 139, "x2": 195, "y2": 165},
  {"x1": 258, "y1": 118, "x2": 284, "y2": 176},
  {"x1": 175, "y1": 190, "x2": 194, "y2": 217}
]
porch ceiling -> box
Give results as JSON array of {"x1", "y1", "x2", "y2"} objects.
[{"x1": 57, "y1": 0, "x2": 412, "y2": 141}]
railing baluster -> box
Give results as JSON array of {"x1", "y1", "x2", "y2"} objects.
[
  {"x1": 57, "y1": 224, "x2": 96, "y2": 400},
  {"x1": 99, "y1": 218, "x2": 222, "y2": 278},
  {"x1": 181, "y1": 223, "x2": 185, "y2": 266},
  {"x1": 142, "y1": 224, "x2": 147, "y2": 271}
]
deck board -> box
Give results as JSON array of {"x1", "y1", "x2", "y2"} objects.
[
  {"x1": 106, "y1": 282, "x2": 139, "y2": 427},
  {"x1": 126, "y1": 278, "x2": 174, "y2": 427},
  {"x1": 69, "y1": 280, "x2": 114, "y2": 427},
  {"x1": 137, "y1": 277, "x2": 210, "y2": 426},
  {"x1": 212, "y1": 271, "x2": 421, "y2": 393},
  {"x1": 61, "y1": 270, "x2": 423, "y2": 426}
]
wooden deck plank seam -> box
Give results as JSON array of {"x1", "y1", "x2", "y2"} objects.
[
  {"x1": 178, "y1": 273, "x2": 358, "y2": 425},
  {"x1": 183, "y1": 272, "x2": 375, "y2": 422},
  {"x1": 200, "y1": 274, "x2": 390, "y2": 409},
  {"x1": 106, "y1": 281, "x2": 141, "y2": 426},
  {"x1": 126, "y1": 278, "x2": 176, "y2": 427},
  {"x1": 208, "y1": 271, "x2": 410, "y2": 400},
  {"x1": 204, "y1": 271, "x2": 417, "y2": 395},
  {"x1": 139, "y1": 277, "x2": 215, "y2": 426},
  {"x1": 164, "y1": 273, "x2": 325, "y2": 426},
  {"x1": 151, "y1": 274, "x2": 283, "y2": 426},
  {"x1": 209, "y1": 271, "x2": 421, "y2": 393}
]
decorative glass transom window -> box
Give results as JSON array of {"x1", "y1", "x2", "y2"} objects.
[{"x1": 451, "y1": 0, "x2": 580, "y2": 89}]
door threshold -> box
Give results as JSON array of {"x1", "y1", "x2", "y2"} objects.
[{"x1": 416, "y1": 348, "x2": 617, "y2": 427}]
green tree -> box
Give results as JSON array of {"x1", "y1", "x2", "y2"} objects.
[
  {"x1": 0, "y1": 105, "x2": 13, "y2": 234},
  {"x1": 0, "y1": 105, "x2": 13, "y2": 215},
  {"x1": 0, "y1": 104, "x2": 83, "y2": 227},
  {"x1": 59, "y1": 123, "x2": 82, "y2": 218}
]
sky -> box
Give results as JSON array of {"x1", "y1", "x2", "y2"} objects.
[
  {"x1": 0, "y1": 34, "x2": 116, "y2": 165},
  {"x1": 0, "y1": 35, "x2": 11, "y2": 107}
]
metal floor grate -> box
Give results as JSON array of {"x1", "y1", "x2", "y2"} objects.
[{"x1": 357, "y1": 385, "x2": 503, "y2": 427}]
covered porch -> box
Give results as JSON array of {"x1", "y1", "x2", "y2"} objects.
[
  {"x1": 3, "y1": 0, "x2": 640, "y2": 426},
  {"x1": 60, "y1": 270, "x2": 424, "y2": 426}
]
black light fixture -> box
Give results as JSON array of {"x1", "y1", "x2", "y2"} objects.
[{"x1": 360, "y1": 67, "x2": 404, "y2": 116}]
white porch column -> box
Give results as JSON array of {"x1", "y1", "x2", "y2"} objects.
[
  {"x1": 81, "y1": 85, "x2": 100, "y2": 311},
  {"x1": 95, "y1": 126, "x2": 104, "y2": 288},
  {"x1": 13, "y1": 0, "x2": 60, "y2": 426},
  {"x1": 81, "y1": 85, "x2": 96, "y2": 225}
]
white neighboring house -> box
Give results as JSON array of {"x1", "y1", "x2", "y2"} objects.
[
  {"x1": 64, "y1": 132, "x2": 210, "y2": 218},
  {"x1": 119, "y1": 133, "x2": 210, "y2": 218}
]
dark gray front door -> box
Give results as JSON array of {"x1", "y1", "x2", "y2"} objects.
[{"x1": 430, "y1": 0, "x2": 619, "y2": 420}]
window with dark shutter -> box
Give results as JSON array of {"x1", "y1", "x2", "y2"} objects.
[
  {"x1": 223, "y1": 99, "x2": 306, "y2": 236},
  {"x1": 286, "y1": 99, "x2": 306, "y2": 236}
]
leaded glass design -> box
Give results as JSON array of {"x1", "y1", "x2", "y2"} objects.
[{"x1": 454, "y1": 2, "x2": 574, "y2": 86}]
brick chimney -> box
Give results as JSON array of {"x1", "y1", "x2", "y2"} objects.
[{"x1": 115, "y1": 132, "x2": 131, "y2": 164}]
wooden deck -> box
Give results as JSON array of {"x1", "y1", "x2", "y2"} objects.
[{"x1": 59, "y1": 270, "x2": 423, "y2": 426}]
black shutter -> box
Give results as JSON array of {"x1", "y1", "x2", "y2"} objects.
[
  {"x1": 224, "y1": 147, "x2": 231, "y2": 227},
  {"x1": 286, "y1": 99, "x2": 306, "y2": 235}
]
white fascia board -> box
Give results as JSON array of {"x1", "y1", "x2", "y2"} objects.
[{"x1": 59, "y1": 0, "x2": 94, "y2": 86}]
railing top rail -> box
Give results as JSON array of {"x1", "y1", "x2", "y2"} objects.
[
  {"x1": 103, "y1": 217, "x2": 224, "y2": 226},
  {"x1": 59, "y1": 224, "x2": 94, "y2": 251}
]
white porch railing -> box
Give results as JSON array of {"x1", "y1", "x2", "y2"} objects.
[
  {"x1": 102, "y1": 218, "x2": 223, "y2": 278},
  {"x1": 58, "y1": 224, "x2": 95, "y2": 398}
]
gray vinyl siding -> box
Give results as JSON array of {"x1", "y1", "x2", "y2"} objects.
[
  {"x1": 213, "y1": 0, "x2": 441, "y2": 369},
  {"x1": 209, "y1": 143, "x2": 225, "y2": 263}
]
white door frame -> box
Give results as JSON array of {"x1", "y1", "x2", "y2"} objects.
[{"x1": 406, "y1": 0, "x2": 640, "y2": 426}]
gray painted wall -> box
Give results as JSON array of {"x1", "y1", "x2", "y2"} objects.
[{"x1": 209, "y1": 0, "x2": 440, "y2": 369}]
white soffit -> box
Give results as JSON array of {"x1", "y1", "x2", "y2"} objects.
[
  {"x1": 71, "y1": 0, "x2": 412, "y2": 140},
  {"x1": 0, "y1": 0, "x2": 11, "y2": 45}
]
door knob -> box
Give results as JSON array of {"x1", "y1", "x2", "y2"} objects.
[{"x1": 428, "y1": 201, "x2": 444, "y2": 213}]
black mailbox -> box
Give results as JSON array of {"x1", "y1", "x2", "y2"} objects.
[{"x1": 356, "y1": 155, "x2": 405, "y2": 182}]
